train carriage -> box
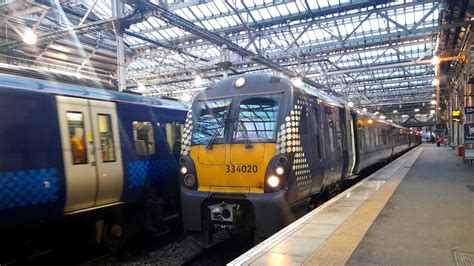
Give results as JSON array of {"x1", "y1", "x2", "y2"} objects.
[{"x1": 0, "y1": 71, "x2": 187, "y2": 240}]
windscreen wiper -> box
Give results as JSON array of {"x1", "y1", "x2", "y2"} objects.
[
  {"x1": 206, "y1": 125, "x2": 224, "y2": 150},
  {"x1": 236, "y1": 119, "x2": 252, "y2": 149}
]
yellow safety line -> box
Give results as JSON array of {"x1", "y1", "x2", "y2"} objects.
[{"x1": 304, "y1": 147, "x2": 423, "y2": 266}]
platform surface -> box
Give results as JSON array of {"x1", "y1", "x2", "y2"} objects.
[{"x1": 230, "y1": 145, "x2": 474, "y2": 265}]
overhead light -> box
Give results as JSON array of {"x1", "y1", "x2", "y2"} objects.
[
  {"x1": 21, "y1": 28, "x2": 37, "y2": 45},
  {"x1": 393, "y1": 110, "x2": 398, "y2": 113},
  {"x1": 194, "y1": 75, "x2": 204, "y2": 86},
  {"x1": 380, "y1": 115, "x2": 386, "y2": 120},
  {"x1": 430, "y1": 100, "x2": 437, "y2": 105},
  {"x1": 292, "y1": 77, "x2": 304, "y2": 87},
  {"x1": 181, "y1": 93, "x2": 192, "y2": 102},
  {"x1": 432, "y1": 93, "x2": 436, "y2": 97},
  {"x1": 348, "y1": 101, "x2": 354, "y2": 107},
  {"x1": 432, "y1": 79, "x2": 440, "y2": 86},
  {"x1": 414, "y1": 108, "x2": 420, "y2": 112},
  {"x1": 430, "y1": 109, "x2": 436, "y2": 114},
  {"x1": 137, "y1": 82, "x2": 146, "y2": 92},
  {"x1": 362, "y1": 107, "x2": 367, "y2": 112},
  {"x1": 431, "y1": 55, "x2": 440, "y2": 65},
  {"x1": 368, "y1": 119, "x2": 373, "y2": 124},
  {"x1": 374, "y1": 111, "x2": 379, "y2": 115}
]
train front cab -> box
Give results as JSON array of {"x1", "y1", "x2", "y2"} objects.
[{"x1": 179, "y1": 75, "x2": 356, "y2": 240}]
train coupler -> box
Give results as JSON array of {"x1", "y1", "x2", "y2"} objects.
[{"x1": 208, "y1": 202, "x2": 242, "y2": 230}]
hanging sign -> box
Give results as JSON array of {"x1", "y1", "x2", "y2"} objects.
[
  {"x1": 465, "y1": 123, "x2": 474, "y2": 144},
  {"x1": 452, "y1": 110, "x2": 461, "y2": 122},
  {"x1": 465, "y1": 106, "x2": 474, "y2": 115}
]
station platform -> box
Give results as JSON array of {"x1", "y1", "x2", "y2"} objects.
[{"x1": 230, "y1": 144, "x2": 474, "y2": 265}]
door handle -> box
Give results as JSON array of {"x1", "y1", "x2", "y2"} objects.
[{"x1": 91, "y1": 161, "x2": 97, "y2": 166}]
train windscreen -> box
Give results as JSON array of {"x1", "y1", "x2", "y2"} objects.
[
  {"x1": 192, "y1": 98, "x2": 233, "y2": 145},
  {"x1": 233, "y1": 95, "x2": 281, "y2": 143}
]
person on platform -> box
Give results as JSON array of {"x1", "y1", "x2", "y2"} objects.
[{"x1": 436, "y1": 135, "x2": 442, "y2": 147}]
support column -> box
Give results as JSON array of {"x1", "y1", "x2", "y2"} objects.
[{"x1": 113, "y1": 0, "x2": 126, "y2": 92}]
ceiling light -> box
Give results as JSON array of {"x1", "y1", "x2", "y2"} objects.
[
  {"x1": 431, "y1": 55, "x2": 440, "y2": 65},
  {"x1": 430, "y1": 110, "x2": 436, "y2": 114},
  {"x1": 380, "y1": 115, "x2": 386, "y2": 120},
  {"x1": 431, "y1": 100, "x2": 437, "y2": 105},
  {"x1": 181, "y1": 93, "x2": 192, "y2": 102},
  {"x1": 194, "y1": 75, "x2": 204, "y2": 86},
  {"x1": 393, "y1": 110, "x2": 398, "y2": 113},
  {"x1": 292, "y1": 77, "x2": 304, "y2": 87},
  {"x1": 348, "y1": 101, "x2": 354, "y2": 107},
  {"x1": 432, "y1": 79, "x2": 439, "y2": 86},
  {"x1": 362, "y1": 107, "x2": 367, "y2": 112},
  {"x1": 137, "y1": 82, "x2": 146, "y2": 92},
  {"x1": 432, "y1": 93, "x2": 436, "y2": 97},
  {"x1": 414, "y1": 108, "x2": 420, "y2": 112},
  {"x1": 21, "y1": 28, "x2": 37, "y2": 45},
  {"x1": 374, "y1": 111, "x2": 379, "y2": 115}
]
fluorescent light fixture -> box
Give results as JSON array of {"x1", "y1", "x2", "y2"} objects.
[
  {"x1": 431, "y1": 55, "x2": 440, "y2": 65},
  {"x1": 21, "y1": 28, "x2": 37, "y2": 45}
]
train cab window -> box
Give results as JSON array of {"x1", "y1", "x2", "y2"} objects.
[
  {"x1": 234, "y1": 95, "x2": 281, "y2": 143},
  {"x1": 67, "y1": 111, "x2": 88, "y2": 165},
  {"x1": 165, "y1": 123, "x2": 184, "y2": 154},
  {"x1": 133, "y1": 121, "x2": 155, "y2": 155},
  {"x1": 98, "y1": 114, "x2": 116, "y2": 162},
  {"x1": 193, "y1": 98, "x2": 233, "y2": 145}
]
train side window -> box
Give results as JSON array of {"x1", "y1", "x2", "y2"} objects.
[
  {"x1": 67, "y1": 111, "x2": 88, "y2": 165},
  {"x1": 328, "y1": 119, "x2": 335, "y2": 152},
  {"x1": 312, "y1": 107, "x2": 321, "y2": 159},
  {"x1": 133, "y1": 121, "x2": 155, "y2": 155},
  {"x1": 98, "y1": 114, "x2": 116, "y2": 162},
  {"x1": 300, "y1": 106, "x2": 308, "y2": 134},
  {"x1": 165, "y1": 123, "x2": 184, "y2": 154}
]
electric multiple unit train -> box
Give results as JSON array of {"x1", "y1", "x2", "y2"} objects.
[
  {"x1": 0, "y1": 70, "x2": 187, "y2": 244},
  {"x1": 179, "y1": 73, "x2": 420, "y2": 240}
]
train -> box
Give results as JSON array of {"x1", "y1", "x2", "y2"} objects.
[
  {"x1": 0, "y1": 69, "x2": 187, "y2": 247},
  {"x1": 179, "y1": 73, "x2": 420, "y2": 242}
]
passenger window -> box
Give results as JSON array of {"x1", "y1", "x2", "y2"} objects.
[
  {"x1": 133, "y1": 121, "x2": 155, "y2": 155},
  {"x1": 165, "y1": 123, "x2": 184, "y2": 154},
  {"x1": 328, "y1": 119, "x2": 335, "y2": 152},
  {"x1": 67, "y1": 111, "x2": 88, "y2": 165},
  {"x1": 98, "y1": 114, "x2": 116, "y2": 162}
]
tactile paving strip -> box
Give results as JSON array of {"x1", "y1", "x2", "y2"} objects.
[{"x1": 453, "y1": 250, "x2": 474, "y2": 266}]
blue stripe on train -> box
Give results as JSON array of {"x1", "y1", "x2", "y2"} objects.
[
  {"x1": 127, "y1": 159, "x2": 179, "y2": 189},
  {"x1": 0, "y1": 168, "x2": 59, "y2": 210}
]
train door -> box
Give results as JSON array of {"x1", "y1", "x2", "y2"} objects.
[
  {"x1": 344, "y1": 108, "x2": 356, "y2": 177},
  {"x1": 309, "y1": 104, "x2": 325, "y2": 193},
  {"x1": 57, "y1": 96, "x2": 123, "y2": 213}
]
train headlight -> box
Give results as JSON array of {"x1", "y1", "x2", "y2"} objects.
[
  {"x1": 183, "y1": 174, "x2": 196, "y2": 187},
  {"x1": 275, "y1": 166, "x2": 285, "y2": 175},
  {"x1": 180, "y1": 166, "x2": 188, "y2": 174},
  {"x1": 234, "y1": 76, "x2": 246, "y2": 88},
  {"x1": 267, "y1": 175, "x2": 280, "y2": 188}
]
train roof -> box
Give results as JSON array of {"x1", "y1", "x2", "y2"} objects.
[{"x1": 0, "y1": 72, "x2": 189, "y2": 110}]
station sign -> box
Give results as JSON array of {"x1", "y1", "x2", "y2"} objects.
[
  {"x1": 452, "y1": 110, "x2": 461, "y2": 122},
  {"x1": 465, "y1": 106, "x2": 474, "y2": 115},
  {"x1": 464, "y1": 123, "x2": 474, "y2": 144}
]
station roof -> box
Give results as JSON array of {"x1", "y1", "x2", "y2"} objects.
[{"x1": 0, "y1": 0, "x2": 471, "y2": 120}]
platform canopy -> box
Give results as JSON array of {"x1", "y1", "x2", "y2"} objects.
[{"x1": 0, "y1": 0, "x2": 470, "y2": 119}]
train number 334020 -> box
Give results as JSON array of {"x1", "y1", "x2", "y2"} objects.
[{"x1": 225, "y1": 165, "x2": 258, "y2": 173}]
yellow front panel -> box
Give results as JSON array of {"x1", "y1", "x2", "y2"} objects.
[{"x1": 190, "y1": 143, "x2": 277, "y2": 193}]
